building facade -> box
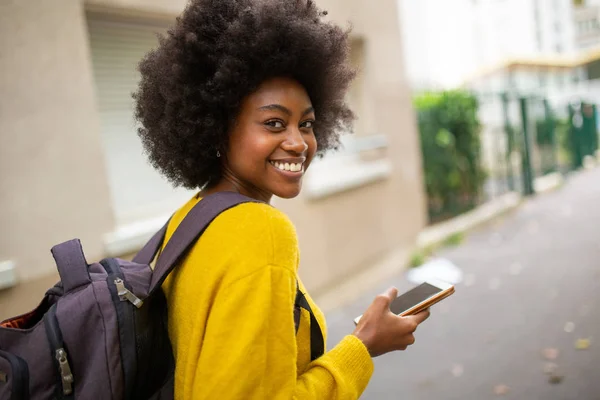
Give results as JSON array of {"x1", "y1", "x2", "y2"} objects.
[
  {"x1": 574, "y1": 0, "x2": 600, "y2": 51},
  {"x1": 0, "y1": 0, "x2": 426, "y2": 299},
  {"x1": 400, "y1": 0, "x2": 578, "y2": 90}
]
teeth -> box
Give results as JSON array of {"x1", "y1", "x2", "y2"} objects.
[{"x1": 271, "y1": 161, "x2": 303, "y2": 172}]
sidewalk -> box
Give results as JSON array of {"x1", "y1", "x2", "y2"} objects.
[{"x1": 325, "y1": 167, "x2": 600, "y2": 400}]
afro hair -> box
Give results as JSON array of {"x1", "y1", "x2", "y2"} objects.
[{"x1": 133, "y1": 0, "x2": 356, "y2": 189}]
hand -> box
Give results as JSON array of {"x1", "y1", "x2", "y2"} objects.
[{"x1": 352, "y1": 287, "x2": 430, "y2": 357}]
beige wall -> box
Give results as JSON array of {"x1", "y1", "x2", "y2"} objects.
[{"x1": 0, "y1": 0, "x2": 114, "y2": 280}]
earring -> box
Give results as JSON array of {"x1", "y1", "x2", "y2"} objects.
[{"x1": 216, "y1": 150, "x2": 221, "y2": 158}]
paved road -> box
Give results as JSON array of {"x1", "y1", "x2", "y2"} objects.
[{"x1": 326, "y1": 168, "x2": 600, "y2": 400}]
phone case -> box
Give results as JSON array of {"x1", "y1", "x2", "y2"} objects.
[{"x1": 399, "y1": 286, "x2": 455, "y2": 316}]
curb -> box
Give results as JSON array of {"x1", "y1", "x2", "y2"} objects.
[{"x1": 416, "y1": 191, "x2": 522, "y2": 251}]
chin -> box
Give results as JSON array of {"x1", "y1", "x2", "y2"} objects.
[{"x1": 273, "y1": 185, "x2": 302, "y2": 199}]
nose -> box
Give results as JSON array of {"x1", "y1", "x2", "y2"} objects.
[{"x1": 282, "y1": 127, "x2": 308, "y2": 154}]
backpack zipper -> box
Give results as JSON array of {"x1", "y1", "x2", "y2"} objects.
[
  {"x1": 44, "y1": 304, "x2": 74, "y2": 398},
  {"x1": 100, "y1": 258, "x2": 143, "y2": 308},
  {"x1": 114, "y1": 278, "x2": 143, "y2": 308},
  {"x1": 0, "y1": 350, "x2": 30, "y2": 400},
  {"x1": 100, "y1": 258, "x2": 139, "y2": 400}
]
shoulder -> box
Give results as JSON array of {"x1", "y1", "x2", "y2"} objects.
[
  {"x1": 169, "y1": 196, "x2": 299, "y2": 275},
  {"x1": 218, "y1": 201, "x2": 295, "y2": 237},
  {"x1": 212, "y1": 202, "x2": 299, "y2": 267}
]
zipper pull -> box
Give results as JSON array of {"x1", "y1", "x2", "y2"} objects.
[
  {"x1": 0, "y1": 371, "x2": 6, "y2": 383},
  {"x1": 114, "y1": 278, "x2": 144, "y2": 308},
  {"x1": 55, "y1": 348, "x2": 74, "y2": 395}
]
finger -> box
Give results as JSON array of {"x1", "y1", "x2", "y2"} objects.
[
  {"x1": 373, "y1": 287, "x2": 398, "y2": 310},
  {"x1": 410, "y1": 309, "x2": 431, "y2": 324},
  {"x1": 384, "y1": 287, "x2": 398, "y2": 302}
]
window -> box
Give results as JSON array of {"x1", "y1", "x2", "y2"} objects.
[{"x1": 87, "y1": 14, "x2": 195, "y2": 254}]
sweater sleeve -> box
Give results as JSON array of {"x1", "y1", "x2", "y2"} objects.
[{"x1": 187, "y1": 263, "x2": 374, "y2": 400}]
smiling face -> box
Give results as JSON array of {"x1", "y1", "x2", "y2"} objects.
[{"x1": 212, "y1": 77, "x2": 318, "y2": 202}]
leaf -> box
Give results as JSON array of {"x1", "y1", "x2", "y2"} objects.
[
  {"x1": 548, "y1": 374, "x2": 564, "y2": 384},
  {"x1": 564, "y1": 322, "x2": 575, "y2": 333},
  {"x1": 493, "y1": 384, "x2": 510, "y2": 395},
  {"x1": 542, "y1": 348, "x2": 559, "y2": 360},
  {"x1": 435, "y1": 128, "x2": 455, "y2": 148},
  {"x1": 575, "y1": 338, "x2": 591, "y2": 350}
]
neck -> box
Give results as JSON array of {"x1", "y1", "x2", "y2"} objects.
[{"x1": 200, "y1": 178, "x2": 272, "y2": 204}]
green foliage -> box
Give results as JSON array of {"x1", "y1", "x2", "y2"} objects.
[
  {"x1": 414, "y1": 90, "x2": 486, "y2": 223},
  {"x1": 535, "y1": 118, "x2": 558, "y2": 174},
  {"x1": 443, "y1": 231, "x2": 465, "y2": 247},
  {"x1": 555, "y1": 118, "x2": 575, "y2": 168},
  {"x1": 535, "y1": 118, "x2": 555, "y2": 146},
  {"x1": 408, "y1": 251, "x2": 426, "y2": 268}
]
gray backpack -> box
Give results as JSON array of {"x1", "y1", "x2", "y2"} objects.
[{"x1": 0, "y1": 192, "x2": 324, "y2": 399}]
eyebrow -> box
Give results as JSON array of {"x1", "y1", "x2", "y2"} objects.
[{"x1": 258, "y1": 104, "x2": 315, "y2": 117}]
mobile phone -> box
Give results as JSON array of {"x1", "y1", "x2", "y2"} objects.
[{"x1": 353, "y1": 280, "x2": 455, "y2": 325}]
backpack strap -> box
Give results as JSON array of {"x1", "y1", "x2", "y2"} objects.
[
  {"x1": 294, "y1": 281, "x2": 325, "y2": 361},
  {"x1": 132, "y1": 219, "x2": 170, "y2": 266},
  {"x1": 147, "y1": 191, "x2": 259, "y2": 296},
  {"x1": 137, "y1": 191, "x2": 325, "y2": 360}
]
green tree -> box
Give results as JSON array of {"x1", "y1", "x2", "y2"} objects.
[{"x1": 414, "y1": 91, "x2": 486, "y2": 222}]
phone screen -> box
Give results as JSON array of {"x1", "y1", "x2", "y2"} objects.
[{"x1": 389, "y1": 282, "x2": 443, "y2": 315}]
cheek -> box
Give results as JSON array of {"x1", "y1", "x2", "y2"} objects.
[{"x1": 229, "y1": 131, "x2": 275, "y2": 169}]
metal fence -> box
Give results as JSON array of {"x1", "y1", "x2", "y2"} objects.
[{"x1": 418, "y1": 90, "x2": 599, "y2": 225}]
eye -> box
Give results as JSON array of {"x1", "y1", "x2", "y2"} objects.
[
  {"x1": 301, "y1": 120, "x2": 315, "y2": 129},
  {"x1": 265, "y1": 120, "x2": 285, "y2": 129}
]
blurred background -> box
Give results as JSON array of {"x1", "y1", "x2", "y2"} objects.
[{"x1": 1, "y1": 0, "x2": 599, "y2": 398}]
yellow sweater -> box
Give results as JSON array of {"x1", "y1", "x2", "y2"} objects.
[{"x1": 161, "y1": 194, "x2": 374, "y2": 399}]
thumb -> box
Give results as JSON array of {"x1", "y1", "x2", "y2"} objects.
[
  {"x1": 382, "y1": 287, "x2": 398, "y2": 304},
  {"x1": 371, "y1": 287, "x2": 398, "y2": 312}
]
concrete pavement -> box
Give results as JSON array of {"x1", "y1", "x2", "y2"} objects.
[{"x1": 326, "y1": 168, "x2": 600, "y2": 400}]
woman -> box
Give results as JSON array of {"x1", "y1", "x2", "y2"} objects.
[{"x1": 133, "y1": 0, "x2": 431, "y2": 398}]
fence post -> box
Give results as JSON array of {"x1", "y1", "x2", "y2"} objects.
[
  {"x1": 519, "y1": 97, "x2": 535, "y2": 196},
  {"x1": 582, "y1": 103, "x2": 596, "y2": 159},
  {"x1": 543, "y1": 98, "x2": 558, "y2": 173},
  {"x1": 582, "y1": 103, "x2": 599, "y2": 156},
  {"x1": 501, "y1": 92, "x2": 515, "y2": 191},
  {"x1": 592, "y1": 104, "x2": 599, "y2": 153},
  {"x1": 568, "y1": 102, "x2": 584, "y2": 169}
]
